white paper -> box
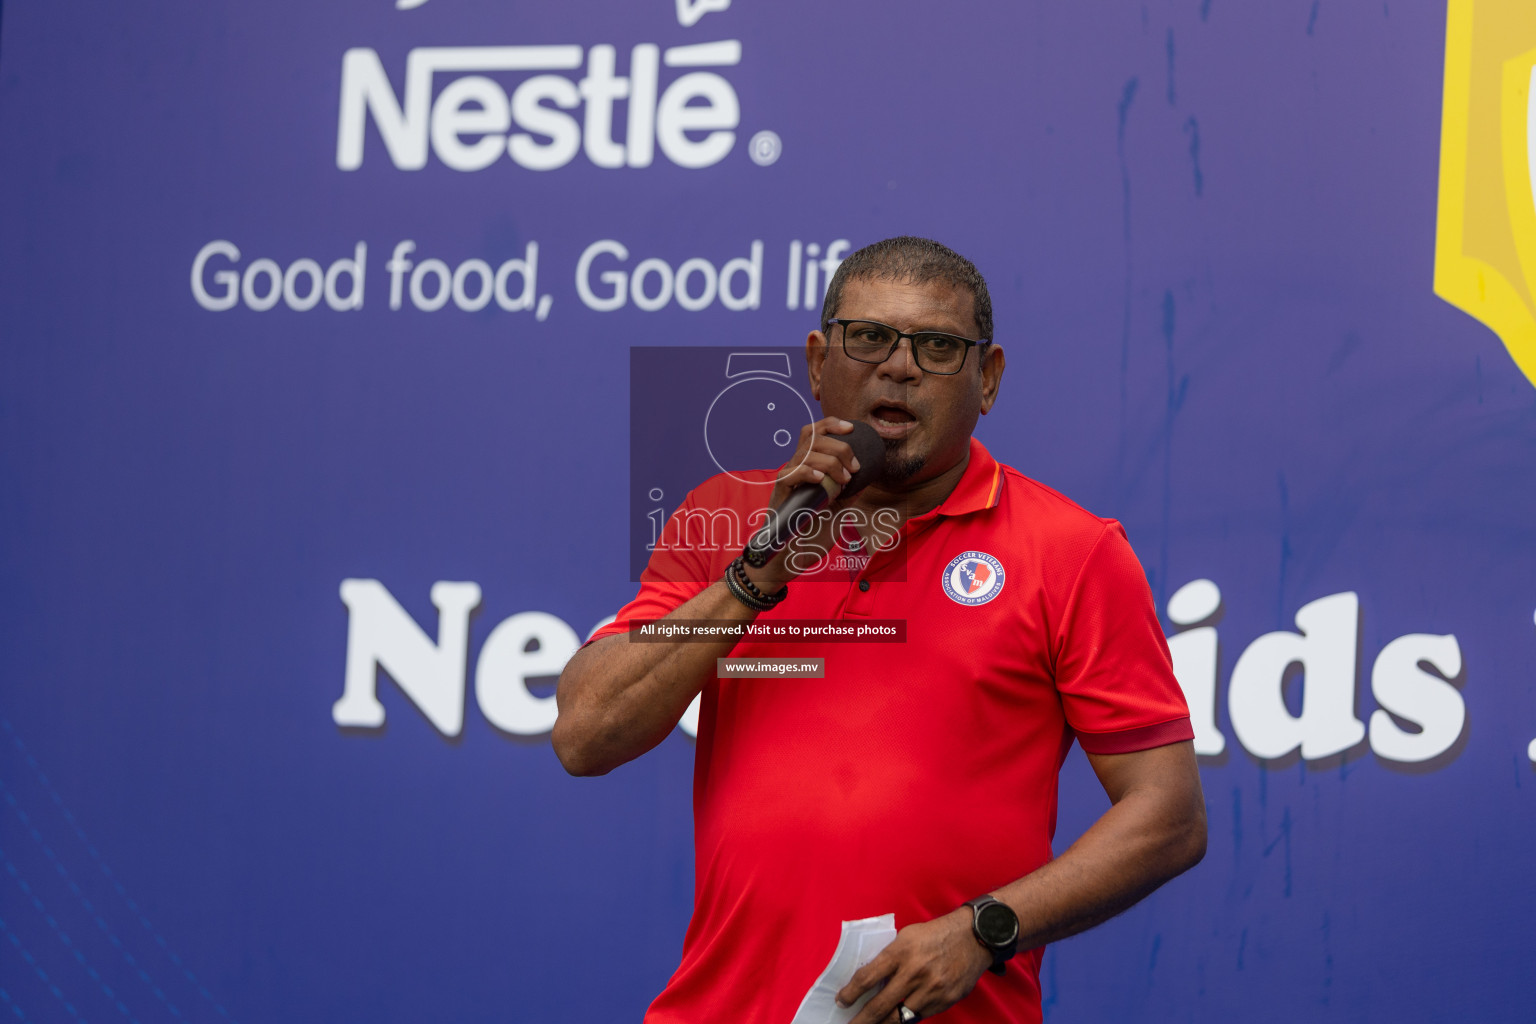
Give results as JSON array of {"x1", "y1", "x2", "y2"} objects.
[{"x1": 788, "y1": 913, "x2": 899, "y2": 1024}]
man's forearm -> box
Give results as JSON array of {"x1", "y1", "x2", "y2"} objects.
[
  {"x1": 552, "y1": 578, "x2": 760, "y2": 776},
  {"x1": 992, "y1": 777, "x2": 1207, "y2": 950},
  {"x1": 835, "y1": 741, "x2": 1206, "y2": 1024}
]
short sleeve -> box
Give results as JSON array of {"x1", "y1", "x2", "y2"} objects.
[
  {"x1": 587, "y1": 577, "x2": 710, "y2": 644},
  {"x1": 1052, "y1": 521, "x2": 1194, "y2": 754},
  {"x1": 586, "y1": 489, "x2": 724, "y2": 645}
]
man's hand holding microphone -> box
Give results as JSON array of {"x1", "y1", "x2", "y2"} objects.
[
  {"x1": 553, "y1": 416, "x2": 881, "y2": 776},
  {"x1": 739, "y1": 416, "x2": 886, "y2": 594}
]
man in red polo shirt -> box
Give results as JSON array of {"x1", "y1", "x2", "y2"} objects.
[{"x1": 554, "y1": 237, "x2": 1206, "y2": 1024}]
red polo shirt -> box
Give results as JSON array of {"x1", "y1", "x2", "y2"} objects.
[{"x1": 590, "y1": 439, "x2": 1193, "y2": 1024}]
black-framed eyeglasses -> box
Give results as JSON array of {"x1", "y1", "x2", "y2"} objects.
[{"x1": 826, "y1": 319, "x2": 990, "y2": 375}]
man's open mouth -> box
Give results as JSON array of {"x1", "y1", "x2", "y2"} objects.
[
  {"x1": 870, "y1": 403, "x2": 916, "y2": 423},
  {"x1": 866, "y1": 402, "x2": 918, "y2": 439}
]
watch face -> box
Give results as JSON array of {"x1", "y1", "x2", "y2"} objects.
[{"x1": 976, "y1": 902, "x2": 1019, "y2": 946}]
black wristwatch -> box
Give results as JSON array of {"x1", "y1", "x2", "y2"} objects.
[{"x1": 964, "y1": 895, "x2": 1020, "y2": 975}]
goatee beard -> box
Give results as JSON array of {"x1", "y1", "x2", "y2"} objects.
[{"x1": 880, "y1": 438, "x2": 925, "y2": 483}]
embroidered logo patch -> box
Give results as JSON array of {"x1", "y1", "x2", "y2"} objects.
[{"x1": 941, "y1": 551, "x2": 1005, "y2": 606}]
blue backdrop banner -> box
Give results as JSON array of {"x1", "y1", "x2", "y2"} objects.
[{"x1": 2, "y1": 1, "x2": 1533, "y2": 1021}]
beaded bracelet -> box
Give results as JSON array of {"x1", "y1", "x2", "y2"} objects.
[
  {"x1": 723, "y1": 555, "x2": 788, "y2": 612},
  {"x1": 734, "y1": 556, "x2": 788, "y2": 605}
]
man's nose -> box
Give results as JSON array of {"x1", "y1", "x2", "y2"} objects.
[{"x1": 875, "y1": 336, "x2": 922, "y2": 381}]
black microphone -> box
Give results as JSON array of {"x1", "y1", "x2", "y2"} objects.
[{"x1": 742, "y1": 421, "x2": 887, "y2": 567}]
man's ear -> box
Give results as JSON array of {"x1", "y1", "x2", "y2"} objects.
[
  {"x1": 806, "y1": 331, "x2": 828, "y2": 401},
  {"x1": 978, "y1": 343, "x2": 1005, "y2": 415}
]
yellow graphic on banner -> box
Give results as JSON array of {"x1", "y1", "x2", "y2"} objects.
[{"x1": 1435, "y1": 0, "x2": 1536, "y2": 388}]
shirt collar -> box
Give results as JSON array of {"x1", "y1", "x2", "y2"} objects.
[{"x1": 914, "y1": 437, "x2": 1005, "y2": 521}]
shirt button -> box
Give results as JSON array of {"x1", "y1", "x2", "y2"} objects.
[{"x1": 858, "y1": 579, "x2": 871, "y2": 592}]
